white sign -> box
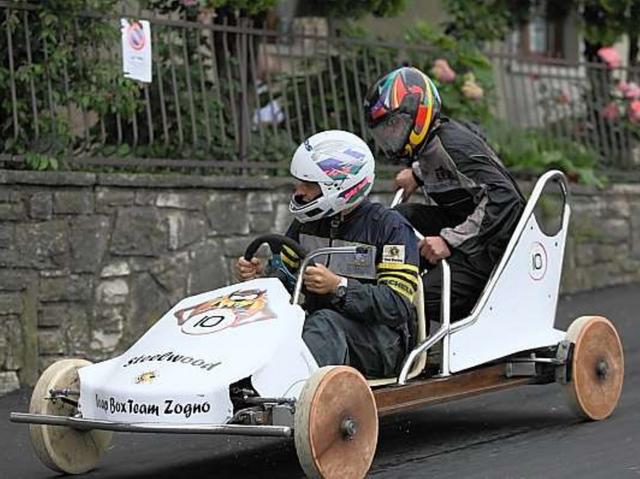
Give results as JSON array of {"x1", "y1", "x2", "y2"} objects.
[{"x1": 121, "y1": 19, "x2": 152, "y2": 83}]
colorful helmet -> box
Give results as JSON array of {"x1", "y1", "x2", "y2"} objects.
[
  {"x1": 288, "y1": 130, "x2": 375, "y2": 223},
  {"x1": 364, "y1": 66, "x2": 442, "y2": 160}
]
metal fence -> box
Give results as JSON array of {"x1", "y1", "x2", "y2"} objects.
[
  {"x1": 1, "y1": 2, "x2": 639, "y2": 172},
  {"x1": 490, "y1": 49, "x2": 640, "y2": 169}
]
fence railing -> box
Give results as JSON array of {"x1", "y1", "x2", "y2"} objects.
[
  {"x1": 2, "y1": 2, "x2": 639, "y2": 172},
  {"x1": 489, "y1": 48, "x2": 640, "y2": 169}
]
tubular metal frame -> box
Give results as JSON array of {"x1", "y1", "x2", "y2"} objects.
[
  {"x1": 291, "y1": 245, "x2": 369, "y2": 305},
  {"x1": 395, "y1": 170, "x2": 570, "y2": 385},
  {"x1": 10, "y1": 412, "x2": 293, "y2": 437}
]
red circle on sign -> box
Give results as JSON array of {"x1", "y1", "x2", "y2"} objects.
[{"x1": 127, "y1": 22, "x2": 145, "y2": 51}]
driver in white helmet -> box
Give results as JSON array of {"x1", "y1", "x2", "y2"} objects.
[{"x1": 235, "y1": 130, "x2": 420, "y2": 379}]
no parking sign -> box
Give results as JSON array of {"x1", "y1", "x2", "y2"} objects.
[{"x1": 121, "y1": 19, "x2": 152, "y2": 83}]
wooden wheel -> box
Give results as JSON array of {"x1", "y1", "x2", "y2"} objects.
[
  {"x1": 562, "y1": 316, "x2": 624, "y2": 421},
  {"x1": 294, "y1": 366, "x2": 378, "y2": 479},
  {"x1": 29, "y1": 359, "x2": 112, "y2": 474}
]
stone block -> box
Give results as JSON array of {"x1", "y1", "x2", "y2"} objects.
[
  {"x1": 63, "y1": 318, "x2": 90, "y2": 356},
  {"x1": 39, "y1": 274, "x2": 93, "y2": 302},
  {"x1": 0, "y1": 372, "x2": 20, "y2": 395},
  {"x1": 165, "y1": 211, "x2": 206, "y2": 250},
  {"x1": 0, "y1": 202, "x2": 26, "y2": 220},
  {"x1": 274, "y1": 203, "x2": 293, "y2": 233},
  {"x1": 205, "y1": 193, "x2": 249, "y2": 235},
  {"x1": 38, "y1": 329, "x2": 65, "y2": 355},
  {"x1": 0, "y1": 223, "x2": 14, "y2": 249},
  {"x1": 100, "y1": 261, "x2": 131, "y2": 278},
  {"x1": 602, "y1": 199, "x2": 630, "y2": 219},
  {"x1": 247, "y1": 192, "x2": 273, "y2": 213},
  {"x1": 53, "y1": 190, "x2": 93, "y2": 214},
  {"x1": 0, "y1": 292, "x2": 23, "y2": 314},
  {"x1": 4, "y1": 317, "x2": 23, "y2": 370},
  {"x1": 598, "y1": 219, "x2": 629, "y2": 244},
  {"x1": 111, "y1": 207, "x2": 166, "y2": 256},
  {"x1": 39, "y1": 303, "x2": 87, "y2": 328},
  {"x1": 135, "y1": 190, "x2": 157, "y2": 206},
  {"x1": 156, "y1": 192, "x2": 206, "y2": 210},
  {"x1": 96, "y1": 278, "x2": 129, "y2": 305},
  {"x1": 249, "y1": 210, "x2": 276, "y2": 234},
  {"x1": 575, "y1": 243, "x2": 596, "y2": 267},
  {"x1": 125, "y1": 272, "x2": 171, "y2": 342},
  {"x1": 28, "y1": 192, "x2": 53, "y2": 220},
  {"x1": 15, "y1": 221, "x2": 68, "y2": 268},
  {"x1": 94, "y1": 306, "x2": 125, "y2": 334},
  {"x1": 90, "y1": 329, "x2": 122, "y2": 355},
  {"x1": 0, "y1": 270, "x2": 33, "y2": 291},
  {"x1": 151, "y1": 252, "x2": 189, "y2": 303},
  {"x1": 96, "y1": 188, "x2": 135, "y2": 213},
  {"x1": 631, "y1": 203, "x2": 640, "y2": 259},
  {"x1": 69, "y1": 215, "x2": 110, "y2": 273},
  {"x1": 188, "y1": 241, "x2": 228, "y2": 294},
  {"x1": 0, "y1": 326, "x2": 6, "y2": 363},
  {"x1": 222, "y1": 236, "x2": 252, "y2": 259}
]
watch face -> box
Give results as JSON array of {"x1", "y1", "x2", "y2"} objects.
[{"x1": 336, "y1": 285, "x2": 347, "y2": 298}]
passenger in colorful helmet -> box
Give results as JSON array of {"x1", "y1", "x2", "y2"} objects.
[
  {"x1": 236, "y1": 130, "x2": 420, "y2": 378},
  {"x1": 364, "y1": 66, "x2": 526, "y2": 322}
]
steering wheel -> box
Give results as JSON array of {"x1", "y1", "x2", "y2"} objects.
[{"x1": 243, "y1": 234, "x2": 308, "y2": 262}]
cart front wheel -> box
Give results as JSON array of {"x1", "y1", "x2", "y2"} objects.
[
  {"x1": 294, "y1": 366, "x2": 378, "y2": 479},
  {"x1": 29, "y1": 358, "x2": 112, "y2": 474},
  {"x1": 562, "y1": 316, "x2": 624, "y2": 420}
]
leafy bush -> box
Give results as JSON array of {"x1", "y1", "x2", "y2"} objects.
[{"x1": 484, "y1": 120, "x2": 604, "y2": 187}]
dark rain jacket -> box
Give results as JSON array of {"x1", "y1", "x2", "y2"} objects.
[
  {"x1": 277, "y1": 199, "x2": 419, "y2": 334},
  {"x1": 410, "y1": 117, "x2": 526, "y2": 273}
]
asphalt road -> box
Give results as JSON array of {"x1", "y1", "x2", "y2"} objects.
[{"x1": 2, "y1": 283, "x2": 639, "y2": 479}]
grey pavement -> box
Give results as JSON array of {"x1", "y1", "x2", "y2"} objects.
[{"x1": 1, "y1": 283, "x2": 639, "y2": 478}]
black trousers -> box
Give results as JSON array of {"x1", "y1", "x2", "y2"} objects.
[
  {"x1": 302, "y1": 308, "x2": 405, "y2": 378},
  {"x1": 395, "y1": 203, "x2": 493, "y2": 323}
]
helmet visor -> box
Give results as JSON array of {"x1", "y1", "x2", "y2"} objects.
[{"x1": 369, "y1": 112, "x2": 414, "y2": 158}]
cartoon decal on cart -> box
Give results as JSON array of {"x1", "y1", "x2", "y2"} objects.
[{"x1": 173, "y1": 289, "x2": 276, "y2": 335}]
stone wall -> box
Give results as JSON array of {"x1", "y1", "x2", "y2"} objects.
[{"x1": 1, "y1": 169, "x2": 639, "y2": 395}]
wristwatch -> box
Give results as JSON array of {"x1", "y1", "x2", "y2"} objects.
[{"x1": 334, "y1": 276, "x2": 348, "y2": 300}]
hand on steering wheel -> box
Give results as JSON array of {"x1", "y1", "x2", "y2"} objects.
[
  {"x1": 239, "y1": 234, "x2": 308, "y2": 283},
  {"x1": 235, "y1": 257, "x2": 264, "y2": 281}
]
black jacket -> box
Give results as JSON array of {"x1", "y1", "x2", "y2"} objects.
[
  {"x1": 411, "y1": 118, "x2": 526, "y2": 270},
  {"x1": 279, "y1": 199, "x2": 419, "y2": 331}
]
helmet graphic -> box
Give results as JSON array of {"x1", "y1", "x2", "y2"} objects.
[
  {"x1": 364, "y1": 66, "x2": 441, "y2": 160},
  {"x1": 288, "y1": 130, "x2": 375, "y2": 223}
]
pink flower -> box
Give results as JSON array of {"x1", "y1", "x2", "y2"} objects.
[
  {"x1": 624, "y1": 82, "x2": 640, "y2": 99},
  {"x1": 182, "y1": 0, "x2": 198, "y2": 6},
  {"x1": 617, "y1": 81, "x2": 629, "y2": 94},
  {"x1": 628, "y1": 100, "x2": 640, "y2": 123},
  {"x1": 601, "y1": 102, "x2": 620, "y2": 121},
  {"x1": 430, "y1": 59, "x2": 456, "y2": 83},
  {"x1": 597, "y1": 47, "x2": 621, "y2": 68}
]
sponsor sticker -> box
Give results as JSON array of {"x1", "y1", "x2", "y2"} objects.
[
  {"x1": 95, "y1": 395, "x2": 211, "y2": 419},
  {"x1": 135, "y1": 370, "x2": 157, "y2": 384},
  {"x1": 382, "y1": 245, "x2": 405, "y2": 263},
  {"x1": 122, "y1": 351, "x2": 221, "y2": 372}
]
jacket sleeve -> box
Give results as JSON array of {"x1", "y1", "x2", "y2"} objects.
[
  {"x1": 438, "y1": 154, "x2": 525, "y2": 261},
  {"x1": 334, "y1": 220, "x2": 419, "y2": 328}
]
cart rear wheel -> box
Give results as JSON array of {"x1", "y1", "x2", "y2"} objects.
[
  {"x1": 29, "y1": 358, "x2": 112, "y2": 474},
  {"x1": 562, "y1": 316, "x2": 624, "y2": 420},
  {"x1": 294, "y1": 366, "x2": 378, "y2": 479}
]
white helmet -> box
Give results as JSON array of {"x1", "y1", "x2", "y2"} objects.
[{"x1": 289, "y1": 130, "x2": 375, "y2": 223}]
